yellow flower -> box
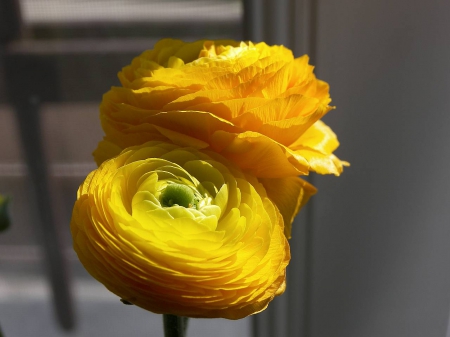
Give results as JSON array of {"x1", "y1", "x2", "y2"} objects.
[
  {"x1": 71, "y1": 141, "x2": 290, "y2": 319},
  {"x1": 94, "y1": 39, "x2": 347, "y2": 178}
]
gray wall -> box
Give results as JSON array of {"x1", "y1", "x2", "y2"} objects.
[{"x1": 310, "y1": 1, "x2": 450, "y2": 336}]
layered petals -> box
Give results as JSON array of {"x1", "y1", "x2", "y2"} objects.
[
  {"x1": 72, "y1": 141, "x2": 290, "y2": 319},
  {"x1": 94, "y1": 39, "x2": 347, "y2": 176}
]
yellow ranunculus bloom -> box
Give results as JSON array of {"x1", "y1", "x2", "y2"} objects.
[
  {"x1": 71, "y1": 141, "x2": 290, "y2": 319},
  {"x1": 94, "y1": 39, "x2": 347, "y2": 179}
]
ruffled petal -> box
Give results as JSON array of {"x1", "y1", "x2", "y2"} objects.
[
  {"x1": 210, "y1": 131, "x2": 309, "y2": 177},
  {"x1": 260, "y1": 176, "x2": 317, "y2": 238}
]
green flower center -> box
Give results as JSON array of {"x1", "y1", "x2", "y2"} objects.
[{"x1": 160, "y1": 183, "x2": 196, "y2": 208}]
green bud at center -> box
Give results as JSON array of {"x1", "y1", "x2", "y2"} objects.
[{"x1": 160, "y1": 183, "x2": 196, "y2": 208}]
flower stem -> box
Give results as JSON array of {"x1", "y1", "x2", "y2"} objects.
[{"x1": 163, "y1": 314, "x2": 189, "y2": 337}]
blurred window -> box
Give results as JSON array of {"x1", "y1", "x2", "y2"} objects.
[{"x1": 19, "y1": 0, "x2": 243, "y2": 39}]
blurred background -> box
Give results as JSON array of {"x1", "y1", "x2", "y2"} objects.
[{"x1": 0, "y1": 0, "x2": 449, "y2": 337}]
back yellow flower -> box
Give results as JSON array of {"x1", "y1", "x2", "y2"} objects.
[
  {"x1": 94, "y1": 39, "x2": 347, "y2": 179},
  {"x1": 72, "y1": 141, "x2": 290, "y2": 319}
]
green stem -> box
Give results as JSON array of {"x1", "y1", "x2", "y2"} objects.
[{"x1": 163, "y1": 314, "x2": 189, "y2": 337}]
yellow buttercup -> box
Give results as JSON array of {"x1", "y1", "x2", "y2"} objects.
[
  {"x1": 95, "y1": 39, "x2": 346, "y2": 177},
  {"x1": 72, "y1": 141, "x2": 290, "y2": 319},
  {"x1": 93, "y1": 38, "x2": 346, "y2": 234}
]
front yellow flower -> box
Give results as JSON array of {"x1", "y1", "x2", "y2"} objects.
[
  {"x1": 71, "y1": 141, "x2": 289, "y2": 319},
  {"x1": 94, "y1": 39, "x2": 348, "y2": 179}
]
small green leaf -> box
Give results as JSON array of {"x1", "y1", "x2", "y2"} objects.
[{"x1": 0, "y1": 195, "x2": 10, "y2": 232}]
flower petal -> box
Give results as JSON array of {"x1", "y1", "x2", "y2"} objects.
[
  {"x1": 210, "y1": 131, "x2": 310, "y2": 177},
  {"x1": 260, "y1": 177, "x2": 317, "y2": 238}
]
